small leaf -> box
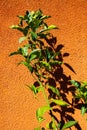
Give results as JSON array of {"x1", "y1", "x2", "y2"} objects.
[
  {"x1": 50, "y1": 60, "x2": 62, "y2": 66},
  {"x1": 40, "y1": 25, "x2": 58, "y2": 33},
  {"x1": 19, "y1": 36, "x2": 27, "y2": 43},
  {"x1": 28, "y1": 85, "x2": 38, "y2": 95},
  {"x1": 51, "y1": 99, "x2": 69, "y2": 106},
  {"x1": 48, "y1": 85, "x2": 60, "y2": 96},
  {"x1": 34, "y1": 127, "x2": 41, "y2": 130},
  {"x1": 70, "y1": 80, "x2": 80, "y2": 87},
  {"x1": 62, "y1": 121, "x2": 77, "y2": 130},
  {"x1": 10, "y1": 25, "x2": 23, "y2": 32},
  {"x1": 36, "y1": 106, "x2": 51, "y2": 122},
  {"x1": 46, "y1": 121, "x2": 57, "y2": 130},
  {"x1": 30, "y1": 31, "x2": 37, "y2": 41},
  {"x1": 48, "y1": 25, "x2": 58, "y2": 30},
  {"x1": 41, "y1": 15, "x2": 51, "y2": 20},
  {"x1": 81, "y1": 106, "x2": 87, "y2": 116},
  {"x1": 29, "y1": 49, "x2": 41, "y2": 61},
  {"x1": 40, "y1": 61, "x2": 51, "y2": 70}
]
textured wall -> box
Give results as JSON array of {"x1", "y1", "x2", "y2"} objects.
[{"x1": 0, "y1": 0, "x2": 87, "y2": 129}]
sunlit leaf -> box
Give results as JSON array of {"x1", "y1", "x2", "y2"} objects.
[
  {"x1": 70, "y1": 80, "x2": 80, "y2": 87},
  {"x1": 51, "y1": 99, "x2": 69, "y2": 106},
  {"x1": 50, "y1": 60, "x2": 62, "y2": 66},
  {"x1": 34, "y1": 127, "x2": 41, "y2": 130},
  {"x1": 10, "y1": 25, "x2": 23, "y2": 32},
  {"x1": 19, "y1": 36, "x2": 27, "y2": 43},
  {"x1": 30, "y1": 31, "x2": 38, "y2": 41},
  {"x1": 81, "y1": 106, "x2": 87, "y2": 116},
  {"x1": 40, "y1": 61, "x2": 51, "y2": 70},
  {"x1": 48, "y1": 85, "x2": 60, "y2": 96},
  {"x1": 29, "y1": 49, "x2": 41, "y2": 61},
  {"x1": 62, "y1": 121, "x2": 77, "y2": 130},
  {"x1": 36, "y1": 106, "x2": 51, "y2": 122},
  {"x1": 40, "y1": 25, "x2": 58, "y2": 33}
]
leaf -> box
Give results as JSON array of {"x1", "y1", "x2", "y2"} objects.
[
  {"x1": 62, "y1": 121, "x2": 77, "y2": 130},
  {"x1": 45, "y1": 48, "x2": 51, "y2": 62},
  {"x1": 40, "y1": 61, "x2": 51, "y2": 70},
  {"x1": 30, "y1": 31, "x2": 37, "y2": 41},
  {"x1": 29, "y1": 49, "x2": 41, "y2": 61},
  {"x1": 50, "y1": 60, "x2": 62, "y2": 66},
  {"x1": 21, "y1": 46, "x2": 28, "y2": 56},
  {"x1": 70, "y1": 80, "x2": 80, "y2": 87},
  {"x1": 19, "y1": 36, "x2": 27, "y2": 43},
  {"x1": 51, "y1": 99, "x2": 69, "y2": 106},
  {"x1": 40, "y1": 25, "x2": 58, "y2": 33},
  {"x1": 48, "y1": 85, "x2": 60, "y2": 96},
  {"x1": 46, "y1": 121, "x2": 57, "y2": 130},
  {"x1": 10, "y1": 25, "x2": 23, "y2": 32},
  {"x1": 36, "y1": 106, "x2": 51, "y2": 122},
  {"x1": 81, "y1": 106, "x2": 87, "y2": 116},
  {"x1": 41, "y1": 15, "x2": 51, "y2": 20},
  {"x1": 28, "y1": 85, "x2": 38, "y2": 95},
  {"x1": 34, "y1": 127, "x2": 41, "y2": 130},
  {"x1": 48, "y1": 25, "x2": 58, "y2": 30}
]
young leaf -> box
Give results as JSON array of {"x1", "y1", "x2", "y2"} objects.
[
  {"x1": 40, "y1": 61, "x2": 51, "y2": 70},
  {"x1": 40, "y1": 25, "x2": 58, "y2": 33},
  {"x1": 50, "y1": 60, "x2": 62, "y2": 66},
  {"x1": 70, "y1": 80, "x2": 80, "y2": 87},
  {"x1": 62, "y1": 121, "x2": 77, "y2": 130},
  {"x1": 19, "y1": 36, "x2": 27, "y2": 43},
  {"x1": 10, "y1": 25, "x2": 23, "y2": 32},
  {"x1": 29, "y1": 49, "x2": 41, "y2": 61},
  {"x1": 48, "y1": 85, "x2": 60, "y2": 96},
  {"x1": 30, "y1": 31, "x2": 38, "y2": 41},
  {"x1": 81, "y1": 106, "x2": 87, "y2": 116},
  {"x1": 36, "y1": 106, "x2": 51, "y2": 122},
  {"x1": 51, "y1": 99, "x2": 69, "y2": 106},
  {"x1": 34, "y1": 127, "x2": 41, "y2": 130},
  {"x1": 48, "y1": 25, "x2": 58, "y2": 30}
]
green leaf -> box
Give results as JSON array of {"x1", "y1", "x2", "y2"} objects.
[
  {"x1": 28, "y1": 85, "x2": 38, "y2": 95},
  {"x1": 21, "y1": 46, "x2": 28, "y2": 56},
  {"x1": 29, "y1": 49, "x2": 41, "y2": 61},
  {"x1": 50, "y1": 60, "x2": 62, "y2": 66},
  {"x1": 10, "y1": 25, "x2": 23, "y2": 32},
  {"x1": 46, "y1": 121, "x2": 57, "y2": 130},
  {"x1": 36, "y1": 106, "x2": 51, "y2": 122},
  {"x1": 40, "y1": 25, "x2": 58, "y2": 33},
  {"x1": 48, "y1": 25, "x2": 58, "y2": 30},
  {"x1": 62, "y1": 121, "x2": 77, "y2": 130},
  {"x1": 81, "y1": 106, "x2": 87, "y2": 116},
  {"x1": 30, "y1": 31, "x2": 37, "y2": 41},
  {"x1": 19, "y1": 36, "x2": 27, "y2": 43},
  {"x1": 51, "y1": 99, "x2": 69, "y2": 106},
  {"x1": 34, "y1": 127, "x2": 41, "y2": 130},
  {"x1": 48, "y1": 85, "x2": 60, "y2": 96},
  {"x1": 41, "y1": 15, "x2": 51, "y2": 20},
  {"x1": 70, "y1": 80, "x2": 80, "y2": 87},
  {"x1": 40, "y1": 61, "x2": 51, "y2": 70},
  {"x1": 45, "y1": 48, "x2": 51, "y2": 62}
]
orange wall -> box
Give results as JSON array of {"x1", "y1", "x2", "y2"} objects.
[{"x1": 0, "y1": 0, "x2": 87, "y2": 129}]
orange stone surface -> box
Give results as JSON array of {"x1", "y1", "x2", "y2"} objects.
[{"x1": 0, "y1": 0, "x2": 87, "y2": 129}]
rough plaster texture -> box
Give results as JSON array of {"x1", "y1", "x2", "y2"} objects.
[{"x1": 0, "y1": 0, "x2": 87, "y2": 129}]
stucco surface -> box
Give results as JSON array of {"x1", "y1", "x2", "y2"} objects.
[{"x1": 0, "y1": 0, "x2": 87, "y2": 129}]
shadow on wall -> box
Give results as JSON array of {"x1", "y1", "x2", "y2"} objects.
[{"x1": 34, "y1": 36, "x2": 82, "y2": 130}]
